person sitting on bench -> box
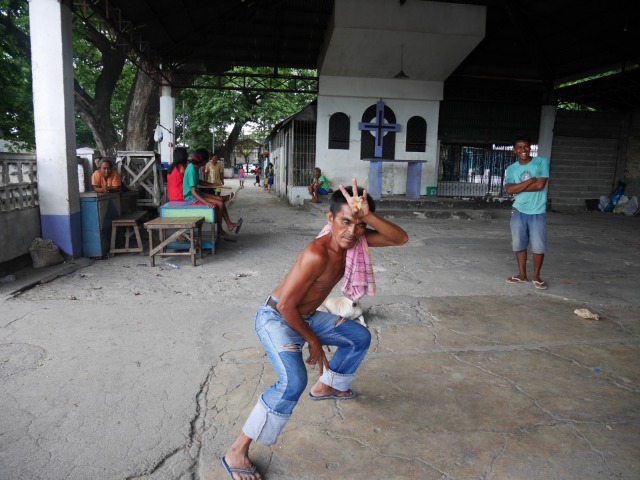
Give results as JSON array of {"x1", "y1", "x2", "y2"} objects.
[
  {"x1": 308, "y1": 167, "x2": 330, "y2": 203},
  {"x1": 183, "y1": 152, "x2": 242, "y2": 236},
  {"x1": 167, "y1": 147, "x2": 188, "y2": 202}
]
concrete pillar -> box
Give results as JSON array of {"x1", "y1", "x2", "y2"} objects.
[
  {"x1": 29, "y1": 0, "x2": 81, "y2": 257},
  {"x1": 538, "y1": 105, "x2": 557, "y2": 160},
  {"x1": 159, "y1": 84, "x2": 175, "y2": 167}
]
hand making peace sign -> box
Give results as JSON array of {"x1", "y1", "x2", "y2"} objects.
[{"x1": 338, "y1": 178, "x2": 370, "y2": 219}]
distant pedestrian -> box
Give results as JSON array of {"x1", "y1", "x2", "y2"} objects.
[
  {"x1": 238, "y1": 166, "x2": 245, "y2": 188},
  {"x1": 504, "y1": 135, "x2": 550, "y2": 290},
  {"x1": 254, "y1": 165, "x2": 261, "y2": 186},
  {"x1": 266, "y1": 163, "x2": 274, "y2": 191}
]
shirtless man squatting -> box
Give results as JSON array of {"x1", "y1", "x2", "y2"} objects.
[{"x1": 221, "y1": 179, "x2": 409, "y2": 479}]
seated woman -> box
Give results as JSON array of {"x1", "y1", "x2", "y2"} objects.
[
  {"x1": 167, "y1": 147, "x2": 188, "y2": 201},
  {"x1": 308, "y1": 167, "x2": 329, "y2": 203},
  {"x1": 183, "y1": 152, "x2": 242, "y2": 236},
  {"x1": 92, "y1": 158, "x2": 122, "y2": 193}
]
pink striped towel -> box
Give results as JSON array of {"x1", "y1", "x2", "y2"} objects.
[{"x1": 317, "y1": 224, "x2": 376, "y2": 301}]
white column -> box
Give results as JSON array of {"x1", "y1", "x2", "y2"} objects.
[
  {"x1": 159, "y1": 84, "x2": 175, "y2": 167},
  {"x1": 537, "y1": 105, "x2": 557, "y2": 160},
  {"x1": 29, "y1": 0, "x2": 81, "y2": 257}
]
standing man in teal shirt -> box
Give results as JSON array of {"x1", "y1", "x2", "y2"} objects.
[{"x1": 504, "y1": 136, "x2": 550, "y2": 289}]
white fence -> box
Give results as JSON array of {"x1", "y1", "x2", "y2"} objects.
[
  {"x1": 0, "y1": 153, "x2": 38, "y2": 212},
  {"x1": 0, "y1": 153, "x2": 41, "y2": 263}
]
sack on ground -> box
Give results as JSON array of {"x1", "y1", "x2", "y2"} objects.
[
  {"x1": 598, "y1": 195, "x2": 610, "y2": 212},
  {"x1": 613, "y1": 196, "x2": 629, "y2": 214},
  {"x1": 622, "y1": 196, "x2": 639, "y2": 216},
  {"x1": 29, "y1": 237, "x2": 64, "y2": 268}
]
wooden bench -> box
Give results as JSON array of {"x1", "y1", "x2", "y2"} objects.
[
  {"x1": 160, "y1": 202, "x2": 217, "y2": 254},
  {"x1": 144, "y1": 217, "x2": 204, "y2": 267},
  {"x1": 110, "y1": 210, "x2": 146, "y2": 255}
]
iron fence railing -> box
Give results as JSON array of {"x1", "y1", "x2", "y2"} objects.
[
  {"x1": 438, "y1": 144, "x2": 538, "y2": 197},
  {"x1": 291, "y1": 119, "x2": 316, "y2": 187}
]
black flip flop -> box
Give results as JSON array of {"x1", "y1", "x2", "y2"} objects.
[{"x1": 235, "y1": 218, "x2": 243, "y2": 234}]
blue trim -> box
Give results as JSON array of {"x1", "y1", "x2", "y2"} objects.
[
  {"x1": 41, "y1": 211, "x2": 82, "y2": 257},
  {"x1": 406, "y1": 162, "x2": 422, "y2": 199},
  {"x1": 368, "y1": 161, "x2": 383, "y2": 199}
]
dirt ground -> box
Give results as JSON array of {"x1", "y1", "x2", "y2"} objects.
[{"x1": 1, "y1": 179, "x2": 639, "y2": 479}]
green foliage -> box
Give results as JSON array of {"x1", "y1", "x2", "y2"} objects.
[
  {"x1": 0, "y1": 1, "x2": 136, "y2": 151},
  {"x1": 1, "y1": 5, "x2": 312, "y2": 155},
  {"x1": 75, "y1": 115, "x2": 97, "y2": 149},
  {"x1": 71, "y1": 21, "x2": 101, "y2": 98},
  {"x1": 556, "y1": 101, "x2": 595, "y2": 112},
  {"x1": 0, "y1": 0, "x2": 34, "y2": 149},
  {"x1": 110, "y1": 62, "x2": 136, "y2": 135},
  {"x1": 556, "y1": 64, "x2": 639, "y2": 89},
  {"x1": 71, "y1": 13, "x2": 134, "y2": 140},
  {"x1": 235, "y1": 136, "x2": 261, "y2": 163},
  {"x1": 177, "y1": 67, "x2": 316, "y2": 151}
]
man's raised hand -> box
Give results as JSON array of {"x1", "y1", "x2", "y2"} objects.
[{"x1": 339, "y1": 178, "x2": 370, "y2": 218}]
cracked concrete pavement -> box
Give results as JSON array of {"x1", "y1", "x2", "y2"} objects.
[{"x1": 1, "y1": 179, "x2": 639, "y2": 479}]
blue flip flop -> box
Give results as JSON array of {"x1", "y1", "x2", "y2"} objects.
[
  {"x1": 221, "y1": 456, "x2": 257, "y2": 479},
  {"x1": 235, "y1": 218, "x2": 243, "y2": 234},
  {"x1": 309, "y1": 389, "x2": 357, "y2": 401}
]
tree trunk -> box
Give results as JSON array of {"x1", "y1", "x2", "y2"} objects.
[
  {"x1": 72, "y1": 18, "x2": 127, "y2": 155},
  {"x1": 223, "y1": 121, "x2": 246, "y2": 166},
  {"x1": 123, "y1": 69, "x2": 159, "y2": 151},
  {"x1": 74, "y1": 79, "x2": 122, "y2": 156}
]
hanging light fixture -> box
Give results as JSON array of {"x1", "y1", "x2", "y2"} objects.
[{"x1": 394, "y1": 44, "x2": 409, "y2": 79}]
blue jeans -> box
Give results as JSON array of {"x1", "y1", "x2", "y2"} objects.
[
  {"x1": 510, "y1": 210, "x2": 547, "y2": 254},
  {"x1": 242, "y1": 296, "x2": 371, "y2": 445}
]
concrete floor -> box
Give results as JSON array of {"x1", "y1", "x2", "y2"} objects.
[{"x1": 1, "y1": 180, "x2": 639, "y2": 479}]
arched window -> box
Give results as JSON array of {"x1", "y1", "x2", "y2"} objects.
[
  {"x1": 360, "y1": 104, "x2": 396, "y2": 159},
  {"x1": 328, "y1": 112, "x2": 350, "y2": 150},
  {"x1": 406, "y1": 116, "x2": 427, "y2": 152}
]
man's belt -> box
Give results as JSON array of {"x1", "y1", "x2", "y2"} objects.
[
  {"x1": 266, "y1": 296, "x2": 315, "y2": 319},
  {"x1": 267, "y1": 296, "x2": 279, "y2": 310}
]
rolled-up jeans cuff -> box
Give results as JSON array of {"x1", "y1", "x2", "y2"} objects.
[
  {"x1": 242, "y1": 397, "x2": 289, "y2": 446},
  {"x1": 319, "y1": 368, "x2": 354, "y2": 391}
]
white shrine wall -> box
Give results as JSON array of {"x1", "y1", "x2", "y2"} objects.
[{"x1": 316, "y1": 75, "x2": 442, "y2": 196}]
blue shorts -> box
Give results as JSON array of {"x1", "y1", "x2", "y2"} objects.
[
  {"x1": 317, "y1": 187, "x2": 328, "y2": 195},
  {"x1": 510, "y1": 210, "x2": 547, "y2": 254}
]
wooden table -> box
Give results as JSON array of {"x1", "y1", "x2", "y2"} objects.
[
  {"x1": 144, "y1": 216, "x2": 204, "y2": 266},
  {"x1": 199, "y1": 184, "x2": 232, "y2": 190},
  {"x1": 160, "y1": 202, "x2": 216, "y2": 254}
]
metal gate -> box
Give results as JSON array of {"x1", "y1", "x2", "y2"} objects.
[{"x1": 437, "y1": 144, "x2": 537, "y2": 197}]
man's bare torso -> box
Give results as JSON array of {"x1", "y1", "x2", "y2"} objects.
[{"x1": 271, "y1": 235, "x2": 346, "y2": 315}]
